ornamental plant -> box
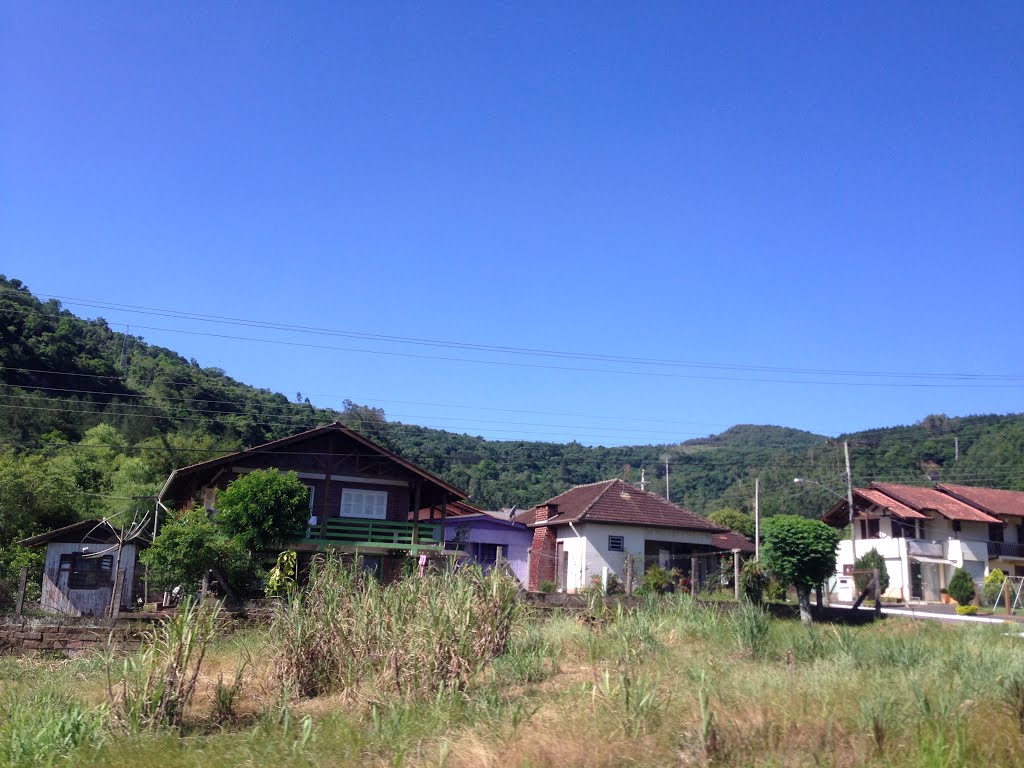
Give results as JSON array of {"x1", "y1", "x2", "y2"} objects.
[
  {"x1": 853, "y1": 548, "x2": 890, "y2": 598},
  {"x1": 947, "y1": 567, "x2": 976, "y2": 606},
  {"x1": 983, "y1": 568, "x2": 1006, "y2": 607}
]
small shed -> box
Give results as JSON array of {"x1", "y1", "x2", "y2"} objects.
[{"x1": 19, "y1": 519, "x2": 148, "y2": 617}]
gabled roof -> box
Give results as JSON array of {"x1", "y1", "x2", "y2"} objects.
[
  {"x1": 937, "y1": 483, "x2": 1024, "y2": 520},
  {"x1": 159, "y1": 421, "x2": 466, "y2": 504},
  {"x1": 412, "y1": 500, "x2": 484, "y2": 521},
  {"x1": 517, "y1": 479, "x2": 726, "y2": 533},
  {"x1": 18, "y1": 519, "x2": 149, "y2": 548},
  {"x1": 855, "y1": 488, "x2": 929, "y2": 520},
  {"x1": 712, "y1": 530, "x2": 756, "y2": 553},
  {"x1": 869, "y1": 482, "x2": 1000, "y2": 523}
]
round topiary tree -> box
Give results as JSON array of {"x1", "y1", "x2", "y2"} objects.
[
  {"x1": 761, "y1": 515, "x2": 842, "y2": 625},
  {"x1": 853, "y1": 548, "x2": 890, "y2": 598},
  {"x1": 947, "y1": 567, "x2": 976, "y2": 606}
]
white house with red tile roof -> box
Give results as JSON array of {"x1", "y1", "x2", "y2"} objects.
[
  {"x1": 821, "y1": 482, "x2": 1007, "y2": 602},
  {"x1": 519, "y1": 479, "x2": 730, "y2": 593}
]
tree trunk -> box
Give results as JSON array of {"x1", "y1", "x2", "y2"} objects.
[{"x1": 798, "y1": 587, "x2": 813, "y2": 625}]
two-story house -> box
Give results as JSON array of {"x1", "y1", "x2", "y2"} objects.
[
  {"x1": 822, "y1": 482, "x2": 1000, "y2": 602},
  {"x1": 157, "y1": 421, "x2": 466, "y2": 581}
]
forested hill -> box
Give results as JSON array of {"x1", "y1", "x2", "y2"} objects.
[{"x1": 3, "y1": 274, "x2": 1024, "y2": 540}]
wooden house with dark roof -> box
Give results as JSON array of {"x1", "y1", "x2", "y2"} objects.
[
  {"x1": 158, "y1": 422, "x2": 466, "y2": 579},
  {"x1": 519, "y1": 478, "x2": 728, "y2": 592}
]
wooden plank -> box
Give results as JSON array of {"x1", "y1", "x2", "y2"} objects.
[{"x1": 14, "y1": 566, "x2": 27, "y2": 618}]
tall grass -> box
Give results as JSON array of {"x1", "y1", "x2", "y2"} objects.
[
  {"x1": 272, "y1": 557, "x2": 520, "y2": 699},
  {"x1": 101, "y1": 596, "x2": 221, "y2": 730},
  {"x1": 0, "y1": 689, "x2": 108, "y2": 767}
]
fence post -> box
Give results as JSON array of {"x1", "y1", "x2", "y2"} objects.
[
  {"x1": 690, "y1": 556, "x2": 699, "y2": 597},
  {"x1": 733, "y1": 550, "x2": 741, "y2": 601},
  {"x1": 873, "y1": 568, "x2": 882, "y2": 619},
  {"x1": 14, "y1": 566, "x2": 27, "y2": 619},
  {"x1": 1005, "y1": 576, "x2": 1013, "y2": 616},
  {"x1": 624, "y1": 554, "x2": 633, "y2": 596}
]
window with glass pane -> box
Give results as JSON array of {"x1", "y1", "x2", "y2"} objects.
[{"x1": 340, "y1": 489, "x2": 388, "y2": 519}]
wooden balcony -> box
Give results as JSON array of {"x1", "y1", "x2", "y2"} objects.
[{"x1": 295, "y1": 518, "x2": 445, "y2": 553}]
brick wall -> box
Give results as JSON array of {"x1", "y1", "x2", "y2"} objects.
[{"x1": 528, "y1": 503, "x2": 558, "y2": 591}]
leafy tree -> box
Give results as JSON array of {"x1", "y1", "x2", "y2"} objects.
[
  {"x1": 947, "y1": 568, "x2": 975, "y2": 606},
  {"x1": 141, "y1": 508, "x2": 244, "y2": 590},
  {"x1": 761, "y1": 515, "x2": 841, "y2": 624},
  {"x1": 853, "y1": 548, "x2": 890, "y2": 597},
  {"x1": 215, "y1": 469, "x2": 310, "y2": 553},
  {"x1": 707, "y1": 508, "x2": 755, "y2": 539}
]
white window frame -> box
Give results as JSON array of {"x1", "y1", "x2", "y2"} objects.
[
  {"x1": 340, "y1": 488, "x2": 388, "y2": 519},
  {"x1": 305, "y1": 485, "x2": 317, "y2": 525}
]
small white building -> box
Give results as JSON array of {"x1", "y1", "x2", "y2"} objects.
[
  {"x1": 822, "y1": 482, "x2": 1005, "y2": 603},
  {"x1": 520, "y1": 479, "x2": 735, "y2": 593},
  {"x1": 20, "y1": 519, "x2": 147, "y2": 617}
]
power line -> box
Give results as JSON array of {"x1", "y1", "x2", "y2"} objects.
[{"x1": 2, "y1": 292, "x2": 1022, "y2": 388}]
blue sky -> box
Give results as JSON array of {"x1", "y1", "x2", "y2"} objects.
[{"x1": 2, "y1": 3, "x2": 1022, "y2": 446}]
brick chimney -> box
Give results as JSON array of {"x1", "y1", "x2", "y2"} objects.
[{"x1": 528, "y1": 503, "x2": 559, "y2": 592}]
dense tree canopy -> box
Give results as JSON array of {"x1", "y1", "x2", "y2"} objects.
[
  {"x1": 215, "y1": 469, "x2": 310, "y2": 553},
  {"x1": 761, "y1": 515, "x2": 842, "y2": 624}
]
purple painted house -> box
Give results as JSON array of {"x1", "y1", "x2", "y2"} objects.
[{"x1": 445, "y1": 510, "x2": 532, "y2": 587}]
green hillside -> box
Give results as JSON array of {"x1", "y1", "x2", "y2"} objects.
[{"x1": 3, "y1": 273, "x2": 1024, "y2": 593}]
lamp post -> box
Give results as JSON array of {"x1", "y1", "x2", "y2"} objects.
[{"x1": 794, "y1": 477, "x2": 857, "y2": 560}]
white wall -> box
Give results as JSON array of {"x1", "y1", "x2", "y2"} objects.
[
  {"x1": 832, "y1": 516, "x2": 992, "y2": 601},
  {"x1": 557, "y1": 523, "x2": 714, "y2": 593}
]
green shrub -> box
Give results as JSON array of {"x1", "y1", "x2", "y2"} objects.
[
  {"x1": 947, "y1": 568, "x2": 976, "y2": 606},
  {"x1": 983, "y1": 569, "x2": 1006, "y2": 607},
  {"x1": 764, "y1": 578, "x2": 787, "y2": 602},
  {"x1": 739, "y1": 560, "x2": 769, "y2": 605},
  {"x1": 853, "y1": 548, "x2": 890, "y2": 596},
  {"x1": 640, "y1": 565, "x2": 675, "y2": 595},
  {"x1": 956, "y1": 605, "x2": 978, "y2": 616},
  {"x1": 537, "y1": 579, "x2": 556, "y2": 594}
]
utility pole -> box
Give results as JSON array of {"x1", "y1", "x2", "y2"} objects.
[
  {"x1": 955, "y1": 437, "x2": 959, "y2": 462},
  {"x1": 845, "y1": 440, "x2": 856, "y2": 560},
  {"x1": 754, "y1": 476, "x2": 760, "y2": 562},
  {"x1": 640, "y1": 468, "x2": 646, "y2": 492},
  {"x1": 665, "y1": 457, "x2": 670, "y2": 502}
]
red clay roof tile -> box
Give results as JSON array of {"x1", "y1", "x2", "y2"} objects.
[
  {"x1": 870, "y1": 482, "x2": 1000, "y2": 523},
  {"x1": 937, "y1": 484, "x2": 1024, "y2": 519},
  {"x1": 517, "y1": 479, "x2": 726, "y2": 532}
]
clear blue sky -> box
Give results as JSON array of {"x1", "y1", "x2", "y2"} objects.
[{"x1": 2, "y1": 3, "x2": 1022, "y2": 446}]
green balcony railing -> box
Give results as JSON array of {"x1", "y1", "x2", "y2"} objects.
[{"x1": 297, "y1": 518, "x2": 444, "y2": 552}]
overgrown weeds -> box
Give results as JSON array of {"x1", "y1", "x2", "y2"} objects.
[
  {"x1": 0, "y1": 688, "x2": 108, "y2": 767},
  {"x1": 272, "y1": 557, "x2": 520, "y2": 700},
  {"x1": 101, "y1": 596, "x2": 221, "y2": 730}
]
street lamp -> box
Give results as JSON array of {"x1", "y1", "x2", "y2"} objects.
[{"x1": 794, "y1": 477, "x2": 857, "y2": 559}]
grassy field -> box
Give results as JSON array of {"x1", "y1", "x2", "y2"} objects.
[{"x1": 3, "y1": 570, "x2": 1024, "y2": 767}]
